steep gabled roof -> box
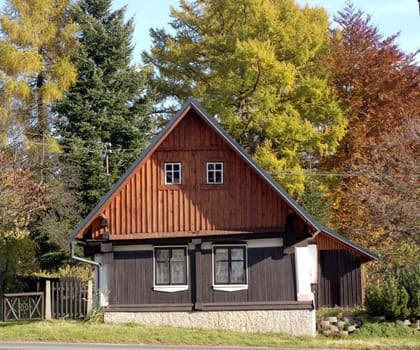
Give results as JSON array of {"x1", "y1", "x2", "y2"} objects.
[{"x1": 70, "y1": 98, "x2": 377, "y2": 261}]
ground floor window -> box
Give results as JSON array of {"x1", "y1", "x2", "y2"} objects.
[
  {"x1": 213, "y1": 245, "x2": 248, "y2": 291},
  {"x1": 154, "y1": 247, "x2": 188, "y2": 292}
]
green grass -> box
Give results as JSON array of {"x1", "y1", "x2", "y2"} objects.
[{"x1": 0, "y1": 320, "x2": 419, "y2": 349}]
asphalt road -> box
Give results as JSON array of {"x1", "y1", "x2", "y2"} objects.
[{"x1": 0, "y1": 342, "x2": 346, "y2": 350}]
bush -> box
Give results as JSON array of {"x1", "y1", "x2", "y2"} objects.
[
  {"x1": 356, "y1": 320, "x2": 413, "y2": 338},
  {"x1": 365, "y1": 284, "x2": 383, "y2": 316},
  {"x1": 397, "y1": 264, "x2": 420, "y2": 318},
  {"x1": 365, "y1": 263, "x2": 420, "y2": 320}
]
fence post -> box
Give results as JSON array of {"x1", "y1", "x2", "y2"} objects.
[
  {"x1": 87, "y1": 280, "x2": 93, "y2": 316},
  {"x1": 45, "y1": 280, "x2": 52, "y2": 320}
]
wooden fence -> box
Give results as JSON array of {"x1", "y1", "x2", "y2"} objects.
[
  {"x1": 2, "y1": 292, "x2": 44, "y2": 321},
  {"x1": 1, "y1": 278, "x2": 93, "y2": 321},
  {"x1": 50, "y1": 278, "x2": 92, "y2": 319}
]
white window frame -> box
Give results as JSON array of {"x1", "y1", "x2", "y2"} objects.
[
  {"x1": 164, "y1": 162, "x2": 182, "y2": 185},
  {"x1": 206, "y1": 162, "x2": 224, "y2": 184},
  {"x1": 212, "y1": 244, "x2": 248, "y2": 292},
  {"x1": 153, "y1": 246, "x2": 188, "y2": 292}
]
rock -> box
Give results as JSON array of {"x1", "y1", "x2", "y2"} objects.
[
  {"x1": 339, "y1": 330, "x2": 349, "y2": 337},
  {"x1": 320, "y1": 320, "x2": 330, "y2": 329},
  {"x1": 330, "y1": 325, "x2": 339, "y2": 332},
  {"x1": 347, "y1": 325, "x2": 357, "y2": 333},
  {"x1": 327, "y1": 316, "x2": 338, "y2": 323},
  {"x1": 337, "y1": 321, "x2": 346, "y2": 330},
  {"x1": 404, "y1": 319, "x2": 411, "y2": 326},
  {"x1": 322, "y1": 330, "x2": 331, "y2": 337}
]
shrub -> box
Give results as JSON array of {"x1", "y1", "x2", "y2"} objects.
[
  {"x1": 397, "y1": 264, "x2": 420, "y2": 318},
  {"x1": 365, "y1": 263, "x2": 420, "y2": 320},
  {"x1": 365, "y1": 284, "x2": 383, "y2": 316},
  {"x1": 356, "y1": 320, "x2": 413, "y2": 338}
]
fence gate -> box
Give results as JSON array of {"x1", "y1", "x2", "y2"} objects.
[
  {"x1": 51, "y1": 278, "x2": 90, "y2": 319},
  {"x1": 3, "y1": 292, "x2": 44, "y2": 321}
]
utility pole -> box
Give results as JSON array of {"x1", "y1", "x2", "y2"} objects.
[{"x1": 104, "y1": 142, "x2": 112, "y2": 191}]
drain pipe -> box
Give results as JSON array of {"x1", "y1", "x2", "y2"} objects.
[{"x1": 70, "y1": 240, "x2": 101, "y2": 304}]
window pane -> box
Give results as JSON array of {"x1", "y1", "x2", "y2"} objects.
[
  {"x1": 156, "y1": 262, "x2": 169, "y2": 284},
  {"x1": 156, "y1": 249, "x2": 169, "y2": 262},
  {"x1": 215, "y1": 261, "x2": 229, "y2": 283},
  {"x1": 231, "y1": 261, "x2": 245, "y2": 283},
  {"x1": 208, "y1": 171, "x2": 214, "y2": 183},
  {"x1": 171, "y1": 248, "x2": 185, "y2": 261},
  {"x1": 231, "y1": 248, "x2": 243, "y2": 261},
  {"x1": 171, "y1": 261, "x2": 185, "y2": 284},
  {"x1": 215, "y1": 248, "x2": 228, "y2": 261}
]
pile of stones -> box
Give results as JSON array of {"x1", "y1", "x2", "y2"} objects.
[
  {"x1": 318, "y1": 314, "x2": 420, "y2": 336},
  {"x1": 318, "y1": 315, "x2": 360, "y2": 337}
]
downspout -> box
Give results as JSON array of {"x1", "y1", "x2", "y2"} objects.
[{"x1": 70, "y1": 240, "x2": 101, "y2": 303}]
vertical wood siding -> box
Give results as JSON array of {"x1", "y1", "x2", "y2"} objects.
[
  {"x1": 91, "y1": 110, "x2": 300, "y2": 240},
  {"x1": 200, "y1": 247, "x2": 296, "y2": 303},
  {"x1": 109, "y1": 251, "x2": 192, "y2": 305},
  {"x1": 108, "y1": 246, "x2": 296, "y2": 306},
  {"x1": 317, "y1": 250, "x2": 362, "y2": 308}
]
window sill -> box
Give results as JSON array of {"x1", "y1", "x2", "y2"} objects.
[
  {"x1": 153, "y1": 285, "x2": 188, "y2": 293},
  {"x1": 212, "y1": 284, "x2": 248, "y2": 292}
]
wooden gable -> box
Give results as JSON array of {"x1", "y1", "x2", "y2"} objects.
[{"x1": 77, "y1": 106, "x2": 305, "y2": 241}]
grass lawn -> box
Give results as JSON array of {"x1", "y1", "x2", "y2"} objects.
[{"x1": 0, "y1": 320, "x2": 419, "y2": 350}]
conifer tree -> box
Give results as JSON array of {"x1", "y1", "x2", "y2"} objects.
[{"x1": 55, "y1": 0, "x2": 155, "y2": 212}]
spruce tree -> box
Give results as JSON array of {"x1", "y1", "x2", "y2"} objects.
[{"x1": 55, "y1": 0, "x2": 154, "y2": 213}]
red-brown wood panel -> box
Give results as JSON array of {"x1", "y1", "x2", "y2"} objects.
[{"x1": 91, "y1": 109, "x2": 297, "y2": 239}]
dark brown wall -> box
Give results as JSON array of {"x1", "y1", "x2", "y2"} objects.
[
  {"x1": 200, "y1": 247, "x2": 296, "y2": 303},
  {"x1": 108, "y1": 246, "x2": 296, "y2": 307},
  {"x1": 317, "y1": 250, "x2": 362, "y2": 308},
  {"x1": 109, "y1": 251, "x2": 192, "y2": 306}
]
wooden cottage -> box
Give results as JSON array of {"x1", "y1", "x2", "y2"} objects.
[{"x1": 70, "y1": 99, "x2": 377, "y2": 336}]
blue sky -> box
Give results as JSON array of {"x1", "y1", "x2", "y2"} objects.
[
  {"x1": 0, "y1": 0, "x2": 417, "y2": 61},
  {"x1": 111, "y1": 0, "x2": 419, "y2": 63}
]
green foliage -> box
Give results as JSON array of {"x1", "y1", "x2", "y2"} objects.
[
  {"x1": 0, "y1": 234, "x2": 39, "y2": 291},
  {"x1": 355, "y1": 320, "x2": 414, "y2": 338},
  {"x1": 33, "y1": 264, "x2": 94, "y2": 283},
  {"x1": 297, "y1": 178, "x2": 332, "y2": 227},
  {"x1": 144, "y1": 0, "x2": 347, "y2": 196},
  {"x1": 365, "y1": 263, "x2": 420, "y2": 320},
  {"x1": 87, "y1": 305, "x2": 104, "y2": 323},
  {"x1": 397, "y1": 264, "x2": 420, "y2": 318},
  {"x1": 54, "y1": 0, "x2": 155, "y2": 212},
  {"x1": 381, "y1": 276, "x2": 410, "y2": 320},
  {"x1": 365, "y1": 284, "x2": 383, "y2": 317}
]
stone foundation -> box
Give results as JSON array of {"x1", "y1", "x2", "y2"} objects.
[{"x1": 105, "y1": 309, "x2": 316, "y2": 336}]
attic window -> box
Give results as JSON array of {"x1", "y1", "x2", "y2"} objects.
[
  {"x1": 206, "y1": 162, "x2": 223, "y2": 184},
  {"x1": 164, "y1": 162, "x2": 182, "y2": 185}
]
